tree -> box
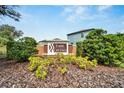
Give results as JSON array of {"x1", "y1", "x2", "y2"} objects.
[
  {"x1": 0, "y1": 5, "x2": 21, "y2": 21},
  {"x1": 0, "y1": 24, "x2": 23, "y2": 46}
]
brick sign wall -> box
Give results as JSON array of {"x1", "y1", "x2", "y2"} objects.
[{"x1": 37, "y1": 42, "x2": 76, "y2": 56}]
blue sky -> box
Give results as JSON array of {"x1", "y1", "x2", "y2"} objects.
[{"x1": 1, "y1": 5, "x2": 124, "y2": 41}]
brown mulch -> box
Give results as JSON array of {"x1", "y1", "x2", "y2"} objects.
[{"x1": 0, "y1": 59, "x2": 124, "y2": 88}]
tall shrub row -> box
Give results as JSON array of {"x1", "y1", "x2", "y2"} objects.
[{"x1": 77, "y1": 29, "x2": 124, "y2": 67}]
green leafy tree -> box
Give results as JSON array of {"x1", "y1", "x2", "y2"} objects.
[
  {"x1": 0, "y1": 24, "x2": 23, "y2": 46},
  {"x1": 0, "y1": 5, "x2": 21, "y2": 21}
]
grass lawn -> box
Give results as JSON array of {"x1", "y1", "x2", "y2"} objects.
[{"x1": 0, "y1": 46, "x2": 6, "y2": 58}]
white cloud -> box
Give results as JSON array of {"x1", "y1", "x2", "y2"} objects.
[
  {"x1": 61, "y1": 6, "x2": 89, "y2": 23},
  {"x1": 66, "y1": 14, "x2": 76, "y2": 23},
  {"x1": 97, "y1": 5, "x2": 112, "y2": 12},
  {"x1": 62, "y1": 6, "x2": 74, "y2": 14},
  {"x1": 75, "y1": 6, "x2": 86, "y2": 15},
  {"x1": 61, "y1": 6, "x2": 111, "y2": 23}
]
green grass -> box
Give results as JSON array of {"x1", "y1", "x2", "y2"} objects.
[{"x1": 0, "y1": 46, "x2": 6, "y2": 58}]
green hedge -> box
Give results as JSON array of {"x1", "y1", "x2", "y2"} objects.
[
  {"x1": 7, "y1": 37, "x2": 37, "y2": 61},
  {"x1": 76, "y1": 29, "x2": 124, "y2": 67}
]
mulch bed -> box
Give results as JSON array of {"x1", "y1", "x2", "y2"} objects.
[{"x1": 0, "y1": 59, "x2": 124, "y2": 88}]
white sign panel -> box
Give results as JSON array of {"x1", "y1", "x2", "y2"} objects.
[{"x1": 47, "y1": 43, "x2": 68, "y2": 55}]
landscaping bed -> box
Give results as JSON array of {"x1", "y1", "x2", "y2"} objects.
[{"x1": 0, "y1": 59, "x2": 124, "y2": 88}]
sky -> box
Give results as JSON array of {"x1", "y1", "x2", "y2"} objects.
[{"x1": 1, "y1": 5, "x2": 124, "y2": 42}]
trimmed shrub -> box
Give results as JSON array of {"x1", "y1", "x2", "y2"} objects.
[
  {"x1": 77, "y1": 29, "x2": 124, "y2": 67},
  {"x1": 7, "y1": 37, "x2": 37, "y2": 61}
]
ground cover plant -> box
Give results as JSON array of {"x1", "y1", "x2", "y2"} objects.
[
  {"x1": 77, "y1": 29, "x2": 124, "y2": 68},
  {"x1": 28, "y1": 53, "x2": 97, "y2": 80}
]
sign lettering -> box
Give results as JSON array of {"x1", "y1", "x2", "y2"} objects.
[{"x1": 54, "y1": 44, "x2": 67, "y2": 52}]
